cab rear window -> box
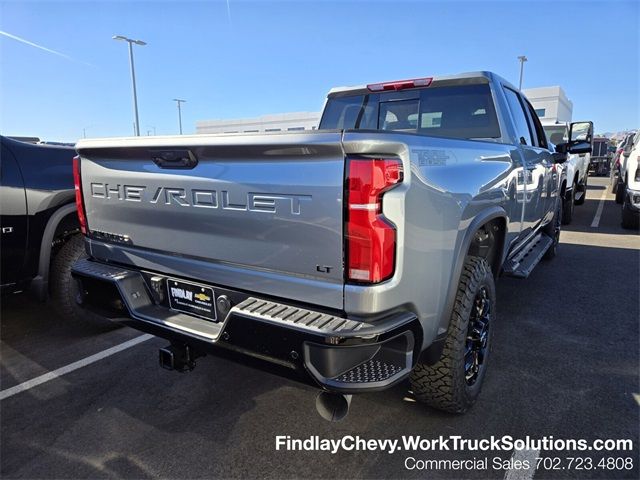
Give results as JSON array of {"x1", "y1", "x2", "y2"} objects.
[{"x1": 319, "y1": 83, "x2": 500, "y2": 140}]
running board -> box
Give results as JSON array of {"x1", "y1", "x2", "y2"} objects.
[{"x1": 503, "y1": 233, "x2": 553, "y2": 278}]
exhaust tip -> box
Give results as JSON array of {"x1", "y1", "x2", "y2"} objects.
[{"x1": 315, "y1": 392, "x2": 352, "y2": 422}]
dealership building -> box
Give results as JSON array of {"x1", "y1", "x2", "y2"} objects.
[
  {"x1": 195, "y1": 86, "x2": 572, "y2": 134},
  {"x1": 522, "y1": 86, "x2": 573, "y2": 123},
  {"x1": 196, "y1": 111, "x2": 321, "y2": 134}
]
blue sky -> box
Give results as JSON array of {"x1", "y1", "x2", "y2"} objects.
[{"x1": 0, "y1": 0, "x2": 638, "y2": 141}]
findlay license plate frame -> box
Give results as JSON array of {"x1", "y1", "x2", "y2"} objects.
[{"x1": 166, "y1": 278, "x2": 217, "y2": 322}]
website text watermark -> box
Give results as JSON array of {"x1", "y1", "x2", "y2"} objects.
[{"x1": 275, "y1": 435, "x2": 634, "y2": 455}]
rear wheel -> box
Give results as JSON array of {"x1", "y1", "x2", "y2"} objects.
[
  {"x1": 410, "y1": 257, "x2": 494, "y2": 413},
  {"x1": 50, "y1": 235, "x2": 117, "y2": 328}
]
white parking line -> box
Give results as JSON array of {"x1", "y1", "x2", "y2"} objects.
[
  {"x1": 504, "y1": 449, "x2": 540, "y2": 480},
  {"x1": 0, "y1": 334, "x2": 153, "y2": 401},
  {"x1": 590, "y1": 188, "x2": 609, "y2": 227}
]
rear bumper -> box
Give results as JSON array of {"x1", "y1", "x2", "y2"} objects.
[{"x1": 71, "y1": 258, "x2": 422, "y2": 393}]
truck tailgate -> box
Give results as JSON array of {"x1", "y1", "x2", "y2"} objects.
[{"x1": 76, "y1": 132, "x2": 345, "y2": 308}]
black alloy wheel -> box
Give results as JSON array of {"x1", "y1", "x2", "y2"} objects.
[{"x1": 464, "y1": 286, "x2": 491, "y2": 386}]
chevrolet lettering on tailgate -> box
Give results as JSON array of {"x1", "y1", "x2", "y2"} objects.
[{"x1": 90, "y1": 183, "x2": 311, "y2": 215}]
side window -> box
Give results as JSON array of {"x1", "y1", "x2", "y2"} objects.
[
  {"x1": 503, "y1": 87, "x2": 533, "y2": 146},
  {"x1": 319, "y1": 95, "x2": 365, "y2": 129},
  {"x1": 418, "y1": 83, "x2": 501, "y2": 139},
  {"x1": 522, "y1": 98, "x2": 548, "y2": 149}
]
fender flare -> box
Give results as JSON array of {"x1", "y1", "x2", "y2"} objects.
[
  {"x1": 419, "y1": 206, "x2": 507, "y2": 364},
  {"x1": 31, "y1": 202, "x2": 78, "y2": 301}
]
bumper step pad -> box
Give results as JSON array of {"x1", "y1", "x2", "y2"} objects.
[
  {"x1": 234, "y1": 297, "x2": 367, "y2": 334},
  {"x1": 336, "y1": 359, "x2": 403, "y2": 383},
  {"x1": 71, "y1": 257, "x2": 135, "y2": 281}
]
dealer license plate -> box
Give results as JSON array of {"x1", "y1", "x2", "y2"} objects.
[{"x1": 167, "y1": 278, "x2": 217, "y2": 321}]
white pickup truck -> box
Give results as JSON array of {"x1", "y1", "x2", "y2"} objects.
[
  {"x1": 617, "y1": 131, "x2": 640, "y2": 228},
  {"x1": 542, "y1": 121, "x2": 592, "y2": 224}
]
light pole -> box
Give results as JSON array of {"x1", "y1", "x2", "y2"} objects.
[
  {"x1": 173, "y1": 99, "x2": 186, "y2": 134},
  {"x1": 82, "y1": 125, "x2": 94, "y2": 138},
  {"x1": 113, "y1": 35, "x2": 146, "y2": 136},
  {"x1": 517, "y1": 55, "x2": 528, "y2": 90}
]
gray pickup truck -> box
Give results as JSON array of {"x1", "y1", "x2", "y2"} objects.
[{"x1": 71, "y1": 72, "x2": 591, "y2": 420}]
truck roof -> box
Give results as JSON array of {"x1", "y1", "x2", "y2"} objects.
[{"x1": 327, "y1": 71, "x2": 515, "y2": 97}]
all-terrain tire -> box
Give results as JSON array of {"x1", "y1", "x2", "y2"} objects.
[
  {"x1": 409, "y1": 256, "x2": 495, "y2": 413},
  {"x1": 561, "y1": 186, "x2": 574, "y2": 225},
  {"x1": 50, "y1": 234, "x2": 116, "y2": 327}
]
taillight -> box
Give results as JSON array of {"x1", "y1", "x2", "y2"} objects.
[
  {"x1": 72, "y1": 155, "x2": 88, "y2": 235},
  {"x1": 346, "y1": 157, "x2": 403, "y2": 283},
  {"x1": 367, "y1": 77, "x2": 432, "y2": 92}
]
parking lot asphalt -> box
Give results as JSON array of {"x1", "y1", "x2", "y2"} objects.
[{"x1": 1, "y1": 177, "x2": 638, "y2": 480}]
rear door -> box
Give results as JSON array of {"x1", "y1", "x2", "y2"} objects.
[
  {"x1": 502, "y1": 87, "x2": 552, "y2": 234},
  {"x1": 522, "y1": 96, "x2": 556, "y2": 223}
]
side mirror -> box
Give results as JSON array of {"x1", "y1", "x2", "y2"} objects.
[
  {"x1": 569, "y1": 121, "x2": 593, "y2": 143},
  {"x1": 568, "y1": 141, "x2": 592, "y2": 154}
]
